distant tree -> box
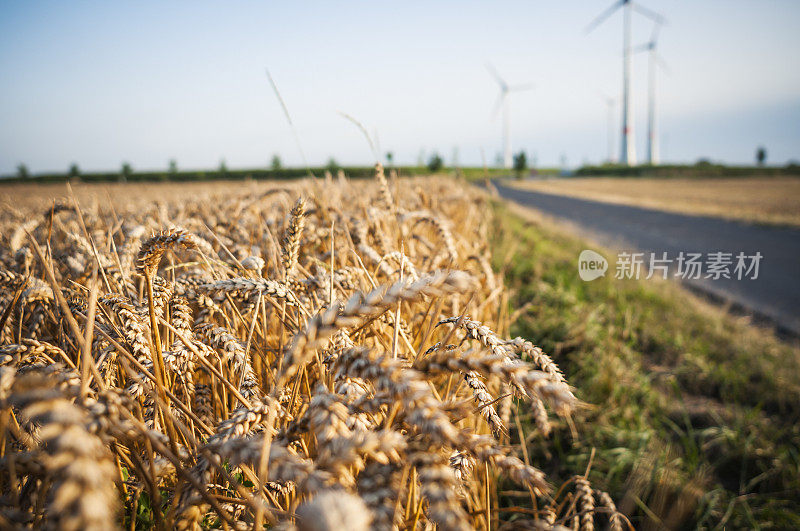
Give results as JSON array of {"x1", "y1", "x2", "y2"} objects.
[
  {"x1": 324, "y1": 157, "x2": 339, "y2": 173},
  {"x1": 16, "y1": 164, "x2": 30, "y2": 180},
  {"x1": 385, "y1": 152, "x2": 394, "y2": 168},
  {"x1": 271, "y1": 154, "x2": 282, "y2": 171},
  {"x1": 427, "y1": 152, "x2": 444, "y2": 173},
  {"x1": 756, "y1": 146, "x2": 767, "y2": 166},
  {"x1": 513, "y1": 150, "x2": 528, "y2": 178},
  {"x1": 168, "y1": 159, "x2": 178, "y2": 178},
  {"x1": 120, "y1": 162, "x2": 132, "y2": 181},
  {"x1": 218, "y1": 159, "x2": 228, "y2": 176},
  {"x1": 68, "y1": 163, "x2": 80, "y2": 179}
]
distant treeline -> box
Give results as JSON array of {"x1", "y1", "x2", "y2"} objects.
[
  {"x1": 575, "y1": 162, "x2": 800, "y2": 178},
  {"x1": 7, "y1": 162, "x2": 795, "y2": 184},
  {"x1": 0, "y1": 165, "x2": 516, "y2": 184}
]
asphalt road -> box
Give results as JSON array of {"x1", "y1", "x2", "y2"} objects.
[{"x1": 494, "y1": 180, "x2": 800, "y2": 336}]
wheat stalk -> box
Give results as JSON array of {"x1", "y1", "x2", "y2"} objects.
[{"x1": 0, "y1": 175, "x2": 618, "y2": 530}]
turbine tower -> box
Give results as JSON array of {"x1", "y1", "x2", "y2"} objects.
[
  {"x1": 486, "y1": 63, "x2": 533, "y2": 169},
  {"x1": 599, "y1": 92, "x2": 616, "y2": 163},
  {"x1": 586, "y1": 0, "x2": 664, "y2": 166},
  {"x1": 635, "y1": 21, "x2": 667, "y2": 165}
]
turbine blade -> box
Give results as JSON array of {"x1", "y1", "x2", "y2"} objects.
[
  {"x1": 650, "y1": 19, "x2": 663, "y2": 42},
  {"x1": 485, "y1": 63, "x2": 508, "y2": 90},
  {"x1": 490, "y1": 93, "x2": 505, "y2": 121},
  {"x1": 584, "y1": 0, "x2": 624, "y2": 34},
  {"x1": 632, "y1": 43, "x2": 651, "y2": 54},
  {"x1": 631, "y1": 2, "x2": 665, "y2": 24},
  {"x1": 510, "y1": 83, "x2": 535, "y2": 92},
  {"x1": 655, "y1": 54, "x2": 671, "y2": 75},
  {"x1": 597, "y1": 90, "x2": 615, "y2": 104}
]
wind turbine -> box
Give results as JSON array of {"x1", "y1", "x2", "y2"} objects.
[
  {"x1": 585, "y1": 0, "x2": 664, "y2": 166},
  {"x1": 599, "y1": 92, "x2": 617, "y2": 163},
  {"x1": 634, "y1": 21, "x2": 668, "y2": 165},
  {"x1": 487, "y1": 63, "x2": 533, "y2": 169}
]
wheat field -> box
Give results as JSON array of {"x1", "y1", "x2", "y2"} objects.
[{"x1": 0, "y1": 168, "x2": 621, "y2": 530}]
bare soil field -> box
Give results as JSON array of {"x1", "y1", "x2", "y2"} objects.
[{"x1": 506, "y1": 176, "x2": 800, "y2": 227}]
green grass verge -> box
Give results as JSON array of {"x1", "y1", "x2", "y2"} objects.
[{"x1": 491, "y1": 203, "x2": 800, "y2": 529}]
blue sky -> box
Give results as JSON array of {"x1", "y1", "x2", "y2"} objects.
[{"x1": 1, "y1": 0, "x2": 799, "y2": 174}]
